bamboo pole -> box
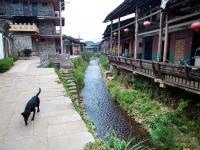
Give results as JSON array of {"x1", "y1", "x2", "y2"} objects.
[
  {"x1": 110, "y1": 20, "x2": 113, "y2": 55},
  {"x1": 118, "y1": 18, "x2": 120, "y2": 56},
  {"x1": 157, "y1": 11, "x2": 163, "y2": 62},
  {"x1": 163, "y1": 13, "x2": 168, "y2": 63},
  {"x1": 134, "y1": 6, "x2": 138, "y2": 59}
]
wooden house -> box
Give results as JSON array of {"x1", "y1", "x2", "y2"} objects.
[
  {"x1": 0, "y1": 0, "x2": 65, "y2": 55},
  {"x1": 64, "y1": 36, "x2": 86, "y2": 55},
  {"x1": 103, "y1": 0, "x2": 200, "y2": 95}
]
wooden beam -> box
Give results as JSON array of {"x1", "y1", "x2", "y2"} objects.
[
  {"x1": 168, "y1": 12, "x2": 200, "y2": 24},
  {"x1": 138, "y1": 19, "x2": 200, "y2": 37},
  {"x1": 118, "y1": 18, "x2": 120, "y2": 56},
  {"x1": 137, "y1": 10, "x2": 161, "y2": 22},
  {"x1": 112, "y1": 10, "x2": 161, "y2": 33},
  {"x1": 157, "y1": 11, "x2": 163, "y2": 62},
  {"x1": 112, "y1": 21, "x2": 135, "y2": 33},
  {"x1": 110, "y1": 20, "x2": 113, "y2": 54},
  {"x1": 134, "y1": 5, "x2": 138, "y2": 59},
  {"x1": 163, "y1": 14, "x2": 168, "y2": 63}
]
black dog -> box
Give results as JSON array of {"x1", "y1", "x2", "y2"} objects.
[{"x1": 21, "y1": 88, "x2": 41, "y2": 125}]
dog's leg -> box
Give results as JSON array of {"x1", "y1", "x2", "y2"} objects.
[
  {"x1": 37, "y1": 106, "x2": 40, "y2": 113},
  {"x1": 37, "y1": 98, "x2": 40, "y2": 113},
  {"x1": 32, "y1": 108, "x2": 36, "y2": 120}
]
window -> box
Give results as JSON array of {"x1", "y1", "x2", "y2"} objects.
[
  {"x1": 42, "y1": 3, "x2": 48, "y2": 7},
  {"x1": 139, "y1": 42, "x2": 143, "y2": 48},
  {"x1": 13, "y1": 0, "x2": 18, "y2": 4}
]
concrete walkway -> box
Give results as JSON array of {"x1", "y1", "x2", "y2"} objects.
[{"x1": 0, "y1": 57, "x2": 94, "y2": 150}]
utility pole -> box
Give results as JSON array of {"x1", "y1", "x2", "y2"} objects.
[{"x1": 59, "y1": 0, "x2": 64, "y2": 54}]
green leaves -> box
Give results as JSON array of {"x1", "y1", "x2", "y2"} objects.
[
  {"x1": 99, "y1": 55, "x2": 109, "y2": 71},
  {"x1": 0, "y1": 57, "x2": 14, "y2": 73}
]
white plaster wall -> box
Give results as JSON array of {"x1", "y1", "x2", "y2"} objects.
[{"x1": 0, "y1": 33, "x2": 4, "y2": 59}]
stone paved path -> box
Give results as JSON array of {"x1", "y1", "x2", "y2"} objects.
[{"x1": 0, "y1": 57, "x2": 94, "y2": 150}]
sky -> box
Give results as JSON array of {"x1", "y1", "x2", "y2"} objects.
[{"x1": 62, "y1": 0, "x2": 124, "y2": 43}]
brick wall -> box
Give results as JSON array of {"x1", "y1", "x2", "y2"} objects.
[
  {"x1": 1, "y1": 1, "x2": 54, "y2": 17},
  {"x1": 38, "y1": 21, "x2": 56, "y2": 35},
  {"x1": 38, "y1": 40, "x2": 56, "y2": 53},
  {"x1": 13, "y1": 34, "x2": 32, "y2": 52}
]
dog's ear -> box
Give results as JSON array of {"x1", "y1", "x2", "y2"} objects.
[{"x1": 21, "y1": 112, "x2": 25, "y2": 116}]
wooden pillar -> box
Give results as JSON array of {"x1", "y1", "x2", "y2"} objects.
[
  {"x1": 157, "y1": 11, "x2": 163, "y2": 62},
  {"x1": 163, "y1": 13, "x2": 168, "y2": 63},
  {"x1": 134, "y1": 6, "x2": 138, "y2": 59},
  {"x1": 110, "y1": 20, "x2": 113, "y2": 55},
  {"x1": 118, "y1": 18, "x2": 120, "y2": 56}
]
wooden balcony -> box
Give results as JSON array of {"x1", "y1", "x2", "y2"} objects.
[
  {"x1": 9, "y1": 23, "x2": 39, "y2": 33},
  {"x1": 108, "y1": 55, "x2": 200, "y2": 95}
]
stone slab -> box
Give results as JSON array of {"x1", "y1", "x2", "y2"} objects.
[{"x1": 0, "y1": 57, "x2": 94, "y2": 150}]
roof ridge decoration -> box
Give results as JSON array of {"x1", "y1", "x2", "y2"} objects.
[{"x1": 161, "y1": 0, "x2": 170, "y2": 9}]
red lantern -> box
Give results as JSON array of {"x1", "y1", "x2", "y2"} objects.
[
  {"x1": 123, "y1": 28, "x2": 129, "y2": 32},
  {"x1": 35, "y1": 38, "x2": 39, "y2": 42},
  {"x1": 191, "y1": 21, "x2": 200, "y2": 31},
  {"x1": 113, "y1": 32, "x2": 117, "y2": 36},
  {"x1": 143, "y1": 21, "x2": 152, "y2": 27}
]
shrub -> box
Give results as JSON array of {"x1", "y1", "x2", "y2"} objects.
[
  {"x1": 82, "y1": 52, "x2": 93, "y2": 62},
  {"x1": 99, "y1": 55, "x2": 109, "y2": 70},
  {"x1": 48, "y1": 61, "x2": 55, "y2": 68},
  {"x1": 0, "y1": 58, "x2": 14, "y2": 73},
  {"x1": 71, "y1": 57, "x2": 88, "y2": 92},
  {"x1": 138, "y1": 103, "x2": 152, "y2": 114},
  {"x1": 150, "y1": 122, "x2": 175, "y2": 149},
  {"x1": 22, "y1": 49, "x2": 32, "y2": 57}
]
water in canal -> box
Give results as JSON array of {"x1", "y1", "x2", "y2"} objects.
[{"x1": 82, "y1": 59, "x2": 148, "y2": 141}]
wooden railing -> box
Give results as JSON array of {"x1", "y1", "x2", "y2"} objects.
[{"x1": 108, "y1": 55, "x2": 200, "y2": 95}]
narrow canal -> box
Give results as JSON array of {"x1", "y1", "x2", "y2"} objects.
[{"x1": 82, "y1": 59, "x2": 148, "y2": 141}]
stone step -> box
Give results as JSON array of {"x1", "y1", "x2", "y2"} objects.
[
  {"x1": 66, "y1": 77, "x2": 75, "y2": 80},
  {"x1": 69, "y1": 86, "x2": 77, "y2": 91},
  {"x1": 68, "y1": 83, "x2": 76, "y2": 87},
  {"x1": 71, "y1": 94, "x2": 79, "y2": 100},
  {"x1": 70, "y1": 89, "x2": 78, "y2": 94},
  {"x1": 67, "y1": 79, "x2": 75, "y2": 83}
]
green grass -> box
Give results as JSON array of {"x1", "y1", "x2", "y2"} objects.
[
  {"x1": 106, "y1": 71, "x2": 200, "y2": 150},
  {"x1": 98, "y1": 54, "x2": 109, "y2": 71},
  {"x1": 84, "y1": 133, "x2": 150, "y2": 150},
  {"x1": 71, "y1": 56, "x2": 88, "y2": 92}
]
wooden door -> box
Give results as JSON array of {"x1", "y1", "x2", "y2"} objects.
[
  {"x1": 144, "y1": 36, "x2": 153, "y2": 60},
  {"x1": 174, "y1": 39, "x2": 185, "y2": 63}
]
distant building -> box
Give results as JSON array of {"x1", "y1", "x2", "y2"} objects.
[
  {"x1": 64, "y1": 36, "x2": 86, "y2": 55},
  {"x1": 85, "y1": 41, "x2": 102, "y2": 53},
  {"x1": 0, "y1": 0, "x2": 65, "y2": 56}
]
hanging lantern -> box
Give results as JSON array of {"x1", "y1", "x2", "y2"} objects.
[
  {"x1": 123, "y1": 28, "x2": 129, "y2": 32},
  {"x1": 113, "y1": 32, "x2": 117, "y2": 36},
  {"x1": 35, "y1": 37, "x2": 39, "y2": 42},
  {"x1": 191, "y1": 21, "x2": 200, "y2": 31},
  {"x1": 143, "y1": 21, "x2": 152, "y2": 27}
]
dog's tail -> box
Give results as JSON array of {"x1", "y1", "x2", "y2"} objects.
[{"x1": 36, "y1": 88, "x2": 41, "y2": 97}]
